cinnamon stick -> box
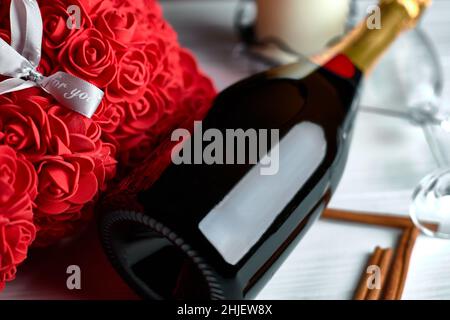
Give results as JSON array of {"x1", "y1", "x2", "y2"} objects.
[
  {"x1": 395, "y1": 228, "x2": 420, "y2": 300},
  {"x1": 354, "y1": 246, "x2": 383, "y2": 300},
  {"x1": 382, "y1": 227, "x2": 420, "y2": 300},
  {"x1": 366, "y1": 248, "x2": 393, "y2": 300},
  {"x1": 322, "y1": 209, "x2": 439, "y2": 232}
]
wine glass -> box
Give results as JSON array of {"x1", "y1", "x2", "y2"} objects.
[
  {"x1": 409, "y1": 102, "x2": 450, "y2": 238},
  {"x1": 359, "y1": 26, "x2": 450, "y2": 238}
]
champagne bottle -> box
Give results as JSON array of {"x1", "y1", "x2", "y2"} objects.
[{"x1": 100, "y1": 0, "x2": 430, "y2": 300}]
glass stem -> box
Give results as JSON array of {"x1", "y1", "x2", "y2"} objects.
[{"x1": 422, "y1": 124, "x2": 450, "y2": 169}]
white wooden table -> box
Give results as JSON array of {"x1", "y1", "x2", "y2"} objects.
[
  {"x1": 2, "y1": 0, "x2": 450, "y2": 300},
  {"x1": 161, "y1": 0, "x2": 450, "y2": 300}
]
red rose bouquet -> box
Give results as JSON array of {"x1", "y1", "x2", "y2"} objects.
[{"x1": 0, "y1": 0, "x2": 216, "y2": 290}]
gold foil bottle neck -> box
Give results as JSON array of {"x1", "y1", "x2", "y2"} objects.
[
  {"x1": 304, "y1": 0, "x2": 432, "y2": 74},
  {"x1": 338, "y1": 0, "x2": 431, "y2": 73},
  {"x1": 382, "y1": 0, "x2": 431, "y2": 28}
]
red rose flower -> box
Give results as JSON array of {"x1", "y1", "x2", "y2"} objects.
[
  {"x1": 34, "y1": 139, "x2": 117, "y2": 241},
  {"x1": 47, "y1": 106, "x2": 117, "y2": 188},
  {"x1": 47, "y1": 106, "x2": 102, "y2": 155},
  {"x1": 0, "y1": 214, "x2": 36, "y2": 290},
  {"x1": 0, "y1": 93, "x2": 51, "y2": 160},
  {"x1": 95, "y1": 142, "x2": 117, "y2": 191},
  {"x1": 118, "y1": 86, "x2": 163, "y2": 133},
  {"x1": 34, "y1": 106, "x2": 116, "y2": 219},
  {"x1": 183, "y1": 75, "x2": 216, "y2": 113},
  {"x1": 92, "y1": 101, "x2": 122, "y2": 134},
  {"x1": 92, "y1": 5, "x2": 137, "y2": 45},
  {"x1": 58, "y1": 28, "x2": 117, "y2": 88},
  {"x1": 35, "y1": 156, "x2": 98, "y2": 216},
  {"x1": 40, "y1": 0, "x2": 90, "y2": 58},
  {"x1": 143, "y1": 39, "x2": 167, "y2": 81},
  {"x1": 0, "y1": 145, "x2": 37, "y2": 206},
  {"x1": 0, "y1": 146, "x2": 37, "y2": 290},
  {"x1": 146, "y1": 14, "x2": 177, "y2": 43},
  {"x1": 106, "y1": 48, "x2": 150, "y2": 103},
  {"x1": 112, "y1": 85, "x2": 168, "y2": 159}
]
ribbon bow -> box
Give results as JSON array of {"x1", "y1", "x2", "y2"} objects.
[{"x1": 0, "y1": 0, "x2": 103, "y2": 118}]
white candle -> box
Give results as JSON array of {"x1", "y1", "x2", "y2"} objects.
[{"x1": 255, "y1": 0, "x2": 351, "y2": 56}]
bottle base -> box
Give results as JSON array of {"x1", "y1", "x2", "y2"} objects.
[{"x1": 100, "y1": 209, "x2": 226, "y2": 300}]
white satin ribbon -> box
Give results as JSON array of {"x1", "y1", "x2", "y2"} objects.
[{"x1": 0, "y1": 0, "x2": 104, "y2": 118}]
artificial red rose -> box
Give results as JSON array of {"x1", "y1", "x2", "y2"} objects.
[
  {"x1": 33, "y1": 141, "x2": 116, "y2": 238},
  {"x1": 0, "y1": 94, "x2": 51, "y2": 160},
  {"x1": 58, "y1": 28, "x2": 117, "y2": 88},
  {"x1": 93, "y1": 142, "x2": 117, "y2": 191},
  {"x1": 34, "y1": 156, "x2": 98, "y2": 217},
  {"x1": 92, "y1": 4, "x2": 137, "y2": 45},
  {"x1": 132, "y1": 14, "x2": 168, "y2": 43},
  {"x1": 40, "y1": 0, "x2": 90, "y2": 57},
  {"x1": 33, "y1": 109, "x2": 97, "y2": 214},
  {"x1": 117, "y1": 86, "x2": 163, "y2": 134},
  {"x1": 0, "y1": 213, "x2": 36, "y2": 290},
  {"x1": 92, "y1": 101, "x2": 122, "y2": 134},
  {"x1": 34, "y1": 106, "x2": 116, "y2": 218},
  {"x1": 182, "y1": 75, "x2": 216, "y2": 114},
  {"x1": 48, "y1": 106, "x2": 116, "y2": 188},
  {"x1": 147, "y1": 15, "x2": 177, "y2": 43},
  {"x1": 106, "y1": 49, "x2": 150, "y2": 103},
  {"x1": 0, "y1": 145, "x2": 37, "y2": 207},
  {"x1": 0, "y1": 146, "x2": 37, "y2": 290},
  {"x1": 46, "y1": 105, "x2": 103, "y2": 158},
  {"x1": 143, "y1": 39, "x2": 167, "y2": 81},
  {"x1": 147, "y1": 72, "x2": 183, "y2": 116},
  {"x1": 112, "y1": 85, "x2": 169, "y2": 159}
]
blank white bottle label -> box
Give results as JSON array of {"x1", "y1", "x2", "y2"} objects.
[{"x1": 199, "y1": 122, "x2": 327, "y2": 265}]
